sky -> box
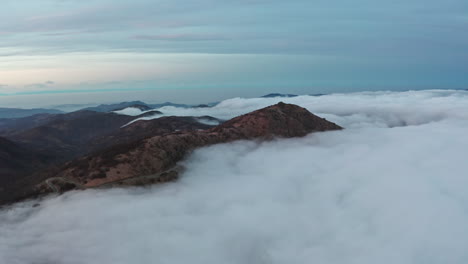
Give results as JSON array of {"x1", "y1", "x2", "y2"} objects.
[{"x1": 0, "y1": 0, "x2": 467, "y2": 105}]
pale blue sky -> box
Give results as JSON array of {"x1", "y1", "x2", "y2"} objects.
[{"x1": 0, "y1": 0, "x2": 467, "y2": 105}]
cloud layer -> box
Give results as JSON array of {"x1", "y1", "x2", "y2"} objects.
[
  {"x1": 1, "y1": 90, "x2": 468, "y2": 263},
  {"x1": 128, "y1": 89, "x2": 468, "y2": 128}
]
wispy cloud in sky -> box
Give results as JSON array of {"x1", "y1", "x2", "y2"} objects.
[{"x1": 0, "y1": 0, "x2": 467, "y2": 100}]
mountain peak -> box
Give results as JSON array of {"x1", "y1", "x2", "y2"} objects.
[{"x1": 213, "y1": 102, "x2": 342, "y2": 138}]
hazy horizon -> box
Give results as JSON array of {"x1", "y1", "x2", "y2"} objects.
[{"x1": 1, "y1": 88, "x2": 468, "y2": 110}]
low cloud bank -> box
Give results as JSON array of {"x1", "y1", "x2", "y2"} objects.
[
  {"x1": 152, "y1": 90, "x2": 468, "y2": 128},
  {"x1": 1, "y1": 90, "x2": 468, "y2": 264}
]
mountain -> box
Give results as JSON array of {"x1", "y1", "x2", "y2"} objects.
[
  {"x1": 7, "y1": 111, "x2": 137, "y2": 161},
  {"x1": 0, "y1": 110, "x2": 158, "y2": 138},
  {"x1": 0, "y1": 103, "x2": 341, "y2": 204},
  {"x1": 261, "y1": 93, "x2": 298, "y2": 98},
  {"x1": 0, "y1": 113, "x2": 221, "y2": 205},
  {"x1": 0, "y1": 113, "x2": 59, "y2": 136},
  {"x1": 90, "y1": 116, "x2": 221, "y2": 153},
  {"x1": 193, "y1": 104, "x2": 211, "y2": 108},
  {"x1": 81, "y1": 101, "x2": 148, "y2": 112},
  {"x1": 80, "y1": 101, "x2": 192, "y2": 112},
  {"x1": 0, "y1": 107, "x2": 63, "y2": 119},
  {"x1": 35, "y1": 103, "x2": 341, "y2": 193},
  {"x1": 0, "y1": 137, "x2": 51, "y2": 204},
  {"x1": 192, "y1": 102, "x2": 219, "y2": 108},
  {"x1": 51, "y1": 103, "x2": 99, "y2": 112},
  {"x1": 211, "y1": 102, "x2": 341, "y2": 138},
  {"x1": 0, "y1": 137, "x2": 41, "y2": 176},
  {"x1": 1, "y1": 110, "x2": 219, "y2": 164}
]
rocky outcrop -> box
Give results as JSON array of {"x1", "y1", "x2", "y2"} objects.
[{"x1": 49, "y1": 103, "x2": 342, "y2": 189}]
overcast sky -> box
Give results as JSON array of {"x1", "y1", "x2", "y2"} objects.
[{"x1": 0, "y1": 0, "x2": 467, "y2": 104}]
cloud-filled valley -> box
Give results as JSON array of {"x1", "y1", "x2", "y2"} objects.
[{"x1": 1, "y1": 90, "x2": 468, "y2": 264}]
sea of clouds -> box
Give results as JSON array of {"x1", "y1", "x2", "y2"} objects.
[
  {"x1": 1, "y1": 90, "x2": 468, "y2": 264},
  {"x1": 117, "y1": 89, "x2": 468, "y2": 129}
]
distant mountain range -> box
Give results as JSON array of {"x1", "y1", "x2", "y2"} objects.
[
  {"x1": 0, "y1": 108, "x2": 63, "y2": 119},
  {"x1": 261, "y1": 93, "x2": 327, "y2": 98},
  {"x1": 83, "y1": 101, "x2": 193, "y2": 112},
  {"x1": 0, "y1": 93, "x2": 326, "y2": 119},
  {"x1": 0, "y1": 102, "x2": 191, "y2": 119},
  {"x1": 81, "y1": 101, "x2": 149, "y2": 112},
  {"x1": 261, "y1": 93, "x2": 298, "y2": 98}
]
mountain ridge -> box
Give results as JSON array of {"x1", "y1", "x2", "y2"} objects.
[
  {"x1": 0, "y1": 107, "x2": 63, "y2": 119},
  {"x1": 0, "y1": 103, "x2": 341, "y2": 205},
  {"x1": 42, "y1": 103, "x2": 342, "y2": 190}
]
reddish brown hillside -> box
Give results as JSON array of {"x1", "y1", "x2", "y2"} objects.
[{"x1": 50, "y1": 103, "x2": 342, "y2": 189}]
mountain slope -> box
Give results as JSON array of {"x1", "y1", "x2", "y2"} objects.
[
  {"x1": 0, "y1": 113, "x2": 60, "y2": 136},
  {"x1": 8, "y1": 111, "x2": 136, "y2": 161},
  {"x1": 0, "y1": 108, "x2": 62, "y2": 119},
  {"x1": 0, "y1": 114, "x2": 221, "y2": 205},
  {"x1": 0, "y1": 137, "x2": 50, "y2": 204},
  {"x1": 47, "y1": 103, "x2": 342, "y2": 189},
  {"x1": 91, "y1": 116, "x2": 220, "y2": 150}
]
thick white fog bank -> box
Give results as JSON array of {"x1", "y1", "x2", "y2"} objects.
[
  {"x1": 153, "y1": 90, "x2": 468, "y2": 128},
  {"x1": 1, "y1": 90, "x2": 468, "y2": 264}
]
